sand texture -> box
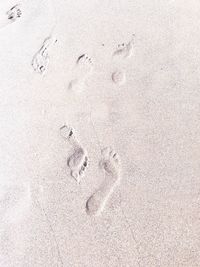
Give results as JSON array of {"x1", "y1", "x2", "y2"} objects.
[{"x1": 0, "y1": 0, "x2": 200, "y2": 266}]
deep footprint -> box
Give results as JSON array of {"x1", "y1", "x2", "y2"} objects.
[
  {"x1": 68, "y1": 54, "x2": 94, "y2": 92},
  {"x1": 86, "y1": 147, "x2": 121, "y2": 216}
]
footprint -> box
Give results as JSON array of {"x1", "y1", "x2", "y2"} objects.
[
  {"x1": 111, "y1": 36, "x2": 135, "y2": 85},
  {"x1": 111, "y1": 70, "x2": 126, "y2": 85},
  {"x1": 112, "y1": 36, "x2": 135, "y2": 60},
  {"x1": 60, "y1": 125, "x2": 89, "y2": 184},
  {"x1": 68, "y1": 54, "x2": 94, "y2": 92},
  {"x1": 86, "y1": 147, "x2": 121, "y2": 216},
  {"x1": 68, "y1": 147, "x2": 88, "y2": 184},
  {"x1": 60, "y1": 125, "x2": 74, "y2": 140},
  {"x1": 0, "y1": 4, "x2": 22, "y2": 30},
  {"x1": 31, "y1": 35, "x2": 57, "y2": 75},
  {"x1": 7, "y1": 4, "x2": 22, "y2": 23},
  {"x1": 32, "y1": 49, "x2": 50, "y2": 75}
]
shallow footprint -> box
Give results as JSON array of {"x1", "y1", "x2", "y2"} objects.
[
  {"x1": 111, "y1": 36, "x2": 135, "y2": 85},
  {"x1": 86, "y1": 147, "x2": 121, "y2": 216},
  {"x1": 60, "y1": 125, "x2": 74, "y2": 140},
  {"x1": 32, "y1": 50, "x2": 49, "y2": 75},
  {"x1": 60, "y1": 125, "x2": 89, "y2": 184},
  {"x1": 7, "y1": 4, "x2": 22, "y2": 23},
  {"x1": 0, "y1": 4, "x2": 22, "y2": 30},
  {"x1": 68, "y1": 147, "x2": 88, "y2": 184},
  {"x1": 68, "y1": 54, "x2": 94, "y2": 92},
  {"x1": 112, "y1": 36, "x2": 135, "y2": 60},
  {"x1": 111, "y1": 70, "x2": 126, "y2": 85},
  {"x1": 31, "y1": 35, "x2": 57, "y2": 75}
]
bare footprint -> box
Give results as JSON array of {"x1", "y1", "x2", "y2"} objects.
[
  {"x1": 32, "y1": 35, "x2": 57, "y2": 75},
  {"x1": 68, "y1": 147, "x2": 88, "y2": 184},
  {"x1": 7, "y1": 4, "x2": 22, "y2": 23},
  {"x1": 111, "y1": 36, "x2": 135, "y2": 85},
  {"x1": 112, "y1": 36, "x2": 135, "y2": 60},
  {"x1": 60, "y1": 125, "x2": 89, "y2": 184},
  {"x1": 68, "y1": 54, "x2": 94, "y2": 92},
  {"x1": 60, "y1": 125, "x2": 74, "y2": 140},
  {"x1": 0, "y1": 4, "x2": 22, "y2": 30},
  {"x1": 86, "y1": 147, "x2": 121, "y2": 216}
]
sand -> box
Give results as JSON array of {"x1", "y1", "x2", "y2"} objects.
[{"x1": 0, "y1": 0, "x2": 200, "y2": 266}]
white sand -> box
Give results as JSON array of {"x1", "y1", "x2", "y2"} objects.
[{"x1": 0, "y1": 0, "x2": 200, "y2": 266}]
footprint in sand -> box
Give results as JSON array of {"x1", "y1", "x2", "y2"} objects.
[
  {"x1": 68, "y1": 54, "x2": 94, "y2": 92},
  {"x1": 32, "y1": 35, "x2": 57, "y2": 75},
  {"x1": 60, "y1": 125, "x2": 89, "y2": 184},
  {"x1": 7, "y1": 4, "x2": 22, "y2": 22},
  {"x1": 60, "y1": 125, "x2": 74, "y2": 140},
  {"x1": 0, "y1": 4, "x2": 22, "y2": 30},
  {"x1": 111, "y1": 70, "x2": 126, "y2": 85},
  {"x1": 86, "y1": 147, "x2": 121, "y2": 216},
  {"x1": 112, "y1": 36, "x2": 135, "y2": 60},
  {"x1": 111, "y1": 36, "x2": 135, "y2": 85},
  {"x1": 68, "y1": 147, "x2": 88, "y2": 184}
]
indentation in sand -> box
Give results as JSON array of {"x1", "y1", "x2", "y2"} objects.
[
  {"x1": 7, "y1": 4, "x2": 22, "y2": 22},
  {"x1": 68, "y1": 54, "x2": 94, "y2": 92},
  {"x1": 60, "y1": 125, "x2": 89, "y2": 184},
  {"x1": 31, "y1": 35, "x2": 57, "y2": 75},
  {"x1": 112, "y1": 36, "x2": 135, "y2": 60},
  {"x1": 86, "y1": 146, "x2": 121, "y2": 216},
  {"x1": 112, "y1": 70, "x2": 126, "y2": 85},
  {"x1": 0, "y1": 4, "x2": 22, "y2": 30},
  {"x1": 68, "y1": 147, "x2": 88, "y2": 184},
  {"x1": 111, "y1": 35, "x2": 135, "y2": 85},
  {"x1": 60, "y1": 125, "x2": 74, "y2": 140}
]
